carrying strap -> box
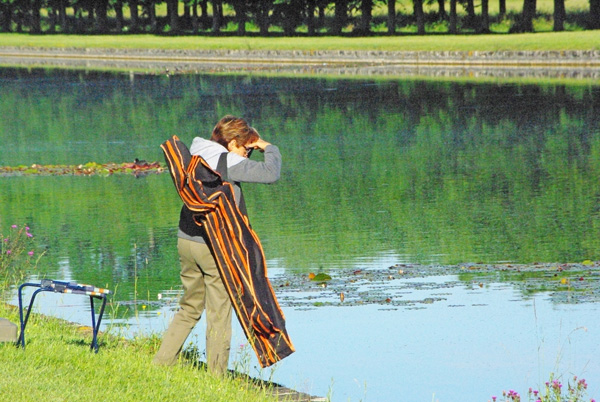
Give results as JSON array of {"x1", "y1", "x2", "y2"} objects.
[{"x1": 217, "y1": 152, "x2": 248, "y2": 217}]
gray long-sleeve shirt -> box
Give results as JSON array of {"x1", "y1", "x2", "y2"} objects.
[{"x1": 178, "y1": 137, "x2": 281, "y2": 242}]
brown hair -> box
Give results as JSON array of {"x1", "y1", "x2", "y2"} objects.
[{"x1": 210, "y1": 115, "x2": 259, "y2": 149}]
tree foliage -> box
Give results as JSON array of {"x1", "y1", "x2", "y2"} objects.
[{"x1": 0, "y1": 0, "x2": 596, "y2": 35}]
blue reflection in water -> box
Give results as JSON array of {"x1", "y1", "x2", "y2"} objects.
[{"x1": 13, "y1": 269, "x2": 600, "y2": 402}]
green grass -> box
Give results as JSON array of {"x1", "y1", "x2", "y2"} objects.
[
  {"x1": 0, "y1": 303, "x2": 280, "y2": 402},
  {"x1": 1, "y1": 31, "x2": 599, "y2": 52}
]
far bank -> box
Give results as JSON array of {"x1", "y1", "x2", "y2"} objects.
[
  {"x1": 1, "y1": 31, "x2": 599, "y2": 52},
  {"x1": 1, "y1": 44, "x2": 599, "y2": 82}
]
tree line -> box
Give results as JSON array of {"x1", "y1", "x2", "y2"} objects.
[{"x1": 0, "y1": 0, "x2": 599, "y2": 36}]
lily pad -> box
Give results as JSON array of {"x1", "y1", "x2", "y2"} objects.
[
  {"x1": 310, "y1": 273, "x2": 332, "y2": 282},
  {"x1": 0, "y1": 160, "x2": 164, "y2": 177}
]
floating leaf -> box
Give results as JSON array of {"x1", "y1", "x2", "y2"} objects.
[
  {"x1": 582, "y1": 260, "x2": 594, "y2": 266},
  {"x1": 310, "y1": 273, "x2": 332, "y2": 282},
  {"x1": 0, "y1": 160, "x2": 164, "y2": 177}
]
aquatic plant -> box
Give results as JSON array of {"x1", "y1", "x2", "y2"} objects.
[
  {"x1": 528, "y1": 375, "x2": 595, "y2": 402},
  {"x1": 0, "y1": 161, "x2": 164, "y2": 177},
  {"x1": 492, "y1": 374, "x2": 595, "y2": 402},
  {"x1": 0, "y1": 224, "x2": 40, "y2": 292}
]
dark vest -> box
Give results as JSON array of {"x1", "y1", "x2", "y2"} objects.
[{"x1": 178, "y1": 152, "x2": 246, "y2": 238}]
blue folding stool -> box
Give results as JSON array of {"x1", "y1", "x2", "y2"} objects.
[{"x1": 17, "y1": 279, "x2": 110, "y2": 352}]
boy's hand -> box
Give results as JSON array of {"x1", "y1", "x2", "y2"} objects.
[{"x1": 246, "y1": 138, "x2": 271, "y2": 152}]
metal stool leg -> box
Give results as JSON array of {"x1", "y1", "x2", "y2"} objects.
[
  {"x1": 17, "y1": 284, "x2": 44, "y2": 349},
  {"x1": 89, "y1": 295, "x2": 108, "y2": 353}
]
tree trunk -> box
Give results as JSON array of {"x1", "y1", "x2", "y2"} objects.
[
  {"x1": 281, "y1": 4, "x2": 296, "y2": 35},
  {"x1": 333, "y1": 0, "x2": 346, "y2": 34},
  {"x1": 168, "y1": 0, "x2": 179, "y2": 32},
  {"x1": 115, "y1": 0, "x2": 124, "y2": 32},
  {"x1": 95, "y1": 0, "x2": 109, "y2": 33},
  {"x1": 437, "y1": 0, "x2": 446, "y2": 20},
  {"x1": 58, "y1": 0, "x2": 70, "y2": 33},
  {"x1": 149, "y1": 2, "x2": 157, "y2": 33},
  {"x1": 553, "y1": 0, "x2": 565, "y2": 31},
  {"x1": 465, "y1": 0, "x2": 476, "y2": 27},
  {"x1": 212, "y1": 0, "x2": 222, "y2": 32},
  {"x1": 0, "y1": 4, "x2": 11, "y2": 32},
  {"x1": 414, "y1": 0, "x2": 425, "y2": 34},
  {"x1": 192, "y1": 0, "x2": 199, "y2": 33},
  {"x1": 520, "y1": 0, "x2": 536, "y2": 32},
  {"x1": 317, "y1": 1, "x2": 326, "y2": 29},
  {"x1": 30, "y1": 0, "x2": 41, "y2": 33},
  {"x1": 591, "y1": 0, "x2": 600, "y2": 29},
  {"x1": 72, "y1": 5, "x2": 79, "y2": 32},
  {"x1": 15, "y1": 9, "x2": 22, "y2": 33},
  {"x1": 499, "y1": 0, "x2": 506, "y2": 19},
  {"x1": 307, "y1": 0, "x2": 316, "y2": 35},
  {"x1": 481, "y1": 0, "x2": 490, "y2": 32},
  {"x1": 130, "y1": 0, "x2": 139, "y2": 32},
  {"x1": 358, "y1": 0, "x2": 373, "y2": 34},
  {"x1": 388, "y1": 0, "x2": 396, "y2": 33},
  {"x1": 200, "y1": 0, "x2": 208, "y2": 18},
  {"x1": 257, "y1": 3, "x2": 269, "y2": 35},
  {"x1": 234, "y1": 2, "x2": 246, "y2": 35},
  {"x1": 449, "y1": 0, "x2": 457, "y2": 33},
  {"x1": 87, "y1": 2, "x2": 95, "y2": 28},
  {"x1": 48, "y1": 6, "x2": 57, "y2": 32}
]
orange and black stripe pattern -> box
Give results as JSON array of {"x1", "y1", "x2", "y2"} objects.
[{"x1": 160, "y1": 135, "x2": 295, "y2": 368}]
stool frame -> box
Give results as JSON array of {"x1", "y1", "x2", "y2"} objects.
[{"x1": 17, "y1": 279, "x2": 110, "y2": 353}]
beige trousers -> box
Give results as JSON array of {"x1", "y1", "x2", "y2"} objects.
[{"x1": 153, "y1": 238, "x2": 233, "y2": 375}]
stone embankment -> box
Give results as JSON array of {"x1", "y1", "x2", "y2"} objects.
[{"x1": 1, "y1": 46, "x2": 599, "y2": 78}]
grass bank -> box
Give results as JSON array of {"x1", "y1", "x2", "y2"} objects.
[
  {"x1": 1, "y1": 31, "x2": 599, "y2": 52},
  {"x1": 0, "y1": 303, "x2": 280, "y2": 402}
]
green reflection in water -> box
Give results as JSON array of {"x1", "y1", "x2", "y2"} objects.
[{"x1": 1, "y1": 69, "x2": 600, "y2": 305}]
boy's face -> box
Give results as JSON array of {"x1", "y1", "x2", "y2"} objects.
[{"x1": 228, "y1": 139, "x2": 251, "y2": 158}]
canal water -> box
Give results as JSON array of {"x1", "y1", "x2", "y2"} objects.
[{"x1": 1, "y1": 68, "x2": 600, "y2": 401}]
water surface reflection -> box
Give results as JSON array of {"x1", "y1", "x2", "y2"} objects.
[
  {"x1": 2, "y1": 68, "x2": 600, "y2": 401},
  {"x1": 14, "y1": 266, "x2": 600, "y2": 402}
]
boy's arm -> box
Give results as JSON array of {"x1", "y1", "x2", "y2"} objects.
[{"x1": 227, "y1": 145, "x2": 281, "y2": 184}]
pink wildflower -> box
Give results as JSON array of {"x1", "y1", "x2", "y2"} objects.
[
  {"x1": 6, "y1": 250, "x2": 11, "y2": 255},
  {"x1": 26, "y1": 232, "x2": 33, "y2": 238},
  {"x1": 28, "y1": 251, "x2": 34, "y2": 256}
]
